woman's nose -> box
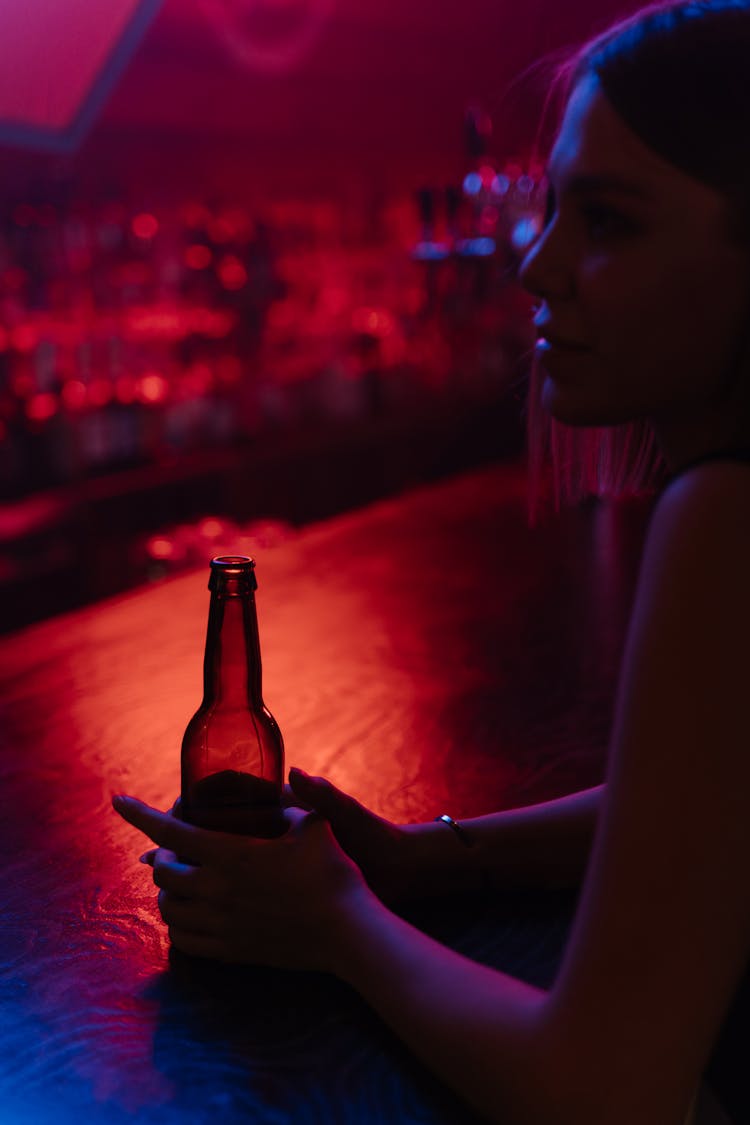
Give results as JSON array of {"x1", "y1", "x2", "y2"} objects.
[
  {"x1": 518, "y1": 226, "x2": 572, "y2": 302},
  {"x1": 518, "y1": 236, "x2": 544, "y2": 295}
]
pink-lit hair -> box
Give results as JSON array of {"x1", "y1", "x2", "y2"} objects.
[{"x1": 523, "y1": 0, "x2": 750, "y2": 526}]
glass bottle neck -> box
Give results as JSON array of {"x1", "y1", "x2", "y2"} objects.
[{"x1": 203, "y1": 592, "x2": 262, "y2": 709}]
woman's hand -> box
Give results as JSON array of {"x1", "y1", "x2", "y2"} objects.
[
  {"x1": 284, "y1": 768, "x2": 417, "y2": 905},
  {"x1": 112, "y1": 794, "x2": 372, "y2": 972},
  {"x1": 152, "y1": 772, "x2": 417, "y2": 904}
]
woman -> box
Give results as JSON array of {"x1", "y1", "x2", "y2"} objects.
[{"x1": 113, "y1": 3, "x2": 750, "y2": 1122}]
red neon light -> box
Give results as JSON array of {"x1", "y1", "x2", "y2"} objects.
[
  {"x1": 136, "y1": 373, "x2": 169, "y2": 404},
  {"x1": 11, "y1": 324, "x2": 37, "y2": 353},
  {"x1": 197, "y1": 518, "x2": 224, "y2": 539},
  {"x1": 184, "y1": 245, "x2": 212, "y2": 270},
  {"x1": 25, "y1": 392, "x2": 58, "y2": 422},
  {"x1": 218, "y1": 254, "x2": 248, "y2": 291},
  {"x1": 62, "y1": 380, "x2": 87, "y2": 411},
  {"x1": 146, "y1": 536, "x2": 175, "y2": 560},
  {"x1": 351, "y1": 307, "x2": 395, "y2": 338},
  {"x1": 88, "y1": 378, "x2": 114, "y2": 407},
  {"x1": 115, "y1": 375, "x2": 137, "y2": 404},
  {"x1": 132, "y1": 212, "x2": 159, "y2": 240}
]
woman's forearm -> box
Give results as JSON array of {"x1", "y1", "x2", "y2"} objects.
[
  {"x1": 334, "y1": 887, "x2": 556, "y2": 1125},
  {"x1": 402, "y1": 783, "x2": 604, "y2": 897}
]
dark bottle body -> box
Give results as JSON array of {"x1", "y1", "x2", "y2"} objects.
[{"x1": 181, "y1": 555, "x2": 286, "y2": 838}]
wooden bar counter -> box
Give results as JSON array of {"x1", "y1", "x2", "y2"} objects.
[{"x1": 0, "y1": 461, "x2": 654, "y2": 1124}]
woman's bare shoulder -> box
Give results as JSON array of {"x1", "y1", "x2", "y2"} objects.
[
  {"x1": 661, "y1": 456, "x2": 750, "y2": 508},
  {"x1": 649, "y1": 457, "x2": 750, "y2": 564}
]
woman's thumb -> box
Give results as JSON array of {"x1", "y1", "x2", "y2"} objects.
[{"x1": 288, "y1": 768, "x2": 360, "y2": 826}]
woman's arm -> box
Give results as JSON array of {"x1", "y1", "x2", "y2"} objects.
[
  {"x1": 320, "y1": 465, "x2": 750, "y2": 1125},
  {"x1": 402, "y1": 783, "x2": 603, "y2": 896},
  {"x1": 285, "y1": 770, "x2": 603, "y2": 904},
  {"x1": 333, "y1": 886, "x2": 552, "y2": 1123}
]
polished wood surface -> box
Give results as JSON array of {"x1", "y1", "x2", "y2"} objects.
[{"x1": 0, "y1": 462, "x2": 655, "y2": 1124}]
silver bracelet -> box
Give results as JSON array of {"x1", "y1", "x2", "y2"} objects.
[{"x1": 434, "y1": 813, "x2": 475, "y2": 848}]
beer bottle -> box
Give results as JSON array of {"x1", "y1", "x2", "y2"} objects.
[{"x1": 181, "y1": 555, "x2": 286, "y2": 837}]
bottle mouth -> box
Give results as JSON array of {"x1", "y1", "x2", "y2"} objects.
[
  {"x1": 211, "y1": 555, "x2": 255, "y2": 570},
  {"x1": 209, "y1": 555, "x2": 257, "y2": 594}
]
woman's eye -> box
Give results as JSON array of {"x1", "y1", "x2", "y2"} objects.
[
  {"x1": 538, "y1": 189, "x2": 636, "y2": 241},
  {"x1": 581, "y1": 203, "x2": 633, "y2": 239}
]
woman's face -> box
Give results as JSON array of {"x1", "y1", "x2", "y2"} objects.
[{"x1": 519, "y1": 73, "x2": 750, "y2": 463}]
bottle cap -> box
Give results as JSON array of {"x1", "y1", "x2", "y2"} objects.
[{"x1": 209, "y1": 555, "x2": 258, "y2": 595}]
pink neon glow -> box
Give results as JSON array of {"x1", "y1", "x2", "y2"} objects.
[
  {"x1": 197, "y1": 0, "x2": 337, "y2": 75},
  {"x1": 480, "y1": 164, "x2": 496, "y2": 188},
  {"x1": 0, "y1": 0, "x2": 146, "y2": 130}
]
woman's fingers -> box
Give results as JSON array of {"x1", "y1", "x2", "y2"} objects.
[
  {"x1": 151, "y1": 847, "x2": 227, "y2": 899},
  {"x1": 158, "y1": 888, "x2": 225, "y2": 936},
  {"x1": 112, "y1": 795, "x2": 236, "y2": 864},
  {"x1": 281, "y1": 781, "x2": 312, "y2": 812},
  {"x1": 115, "y1": 791, "x2": 363, "y2": 970}
]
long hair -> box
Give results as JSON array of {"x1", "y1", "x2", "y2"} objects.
[{"x1": 524, "y1": 0, "x2": 750, "y2": 526}]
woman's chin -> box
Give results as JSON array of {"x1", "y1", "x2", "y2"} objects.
[
  {"x1": 541, "y1": 374, "x2": 629, "y2": 428},
  {"x1": 541, "y1": 375, "x2": 591, "y2": 425}
]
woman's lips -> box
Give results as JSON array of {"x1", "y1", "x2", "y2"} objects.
[{"x1": 536, "y1": 335, "x2": 590, "y2": 353}]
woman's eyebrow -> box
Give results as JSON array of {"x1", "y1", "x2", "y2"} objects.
[{"x1": 547, "y1": 171, "x2": 653, "y2": 200}]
